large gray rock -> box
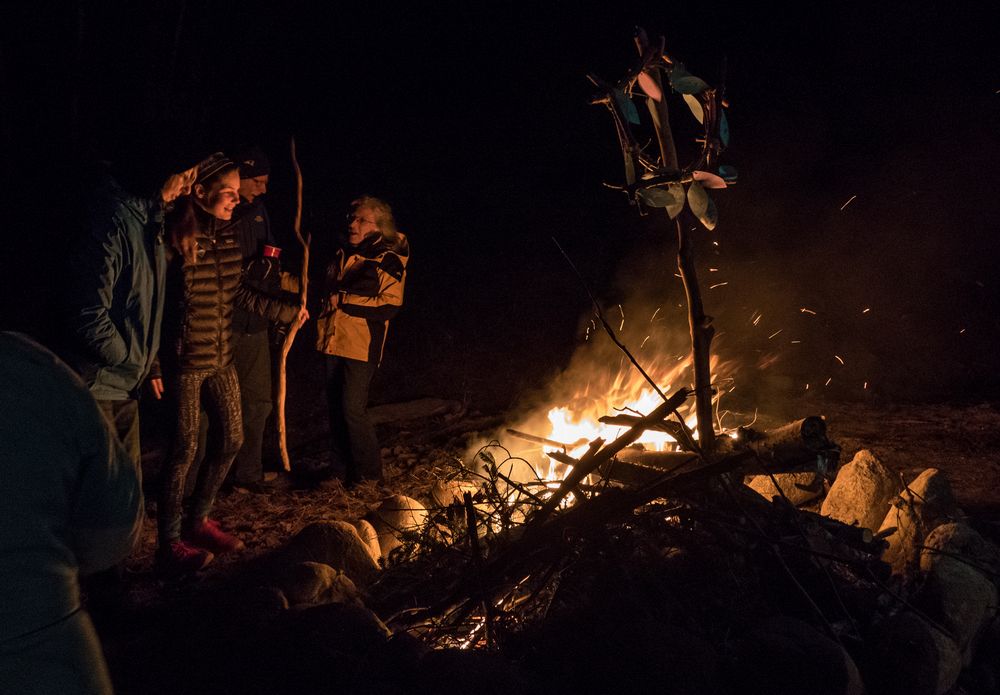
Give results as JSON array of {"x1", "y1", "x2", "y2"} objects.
[
  {"x1": 353, "y1": 518, "x2": 381, "y2": 565},
  {"x1": 921, "y1": 521, "x2": 1000, "y2": 576},
  {"x1": 747, "y1": 470, "x2": 825, "y2": 507},
  {"x1": 430, "y1": 479, "x2": 479, "y2": 507},
  {"x1": 969, "y1": 615, "x2": 1000, "y2": 694},
  {"x1": 420, "y1": 649, "x2": 532, "y2": 695},
  {"x1": 368, "y1": 494, "x2": 429, "y2": 560},
  {"x1": 277, "y1": 561, "x2": 363, "y2": 607},
  {"x1": 821, "y1": 449, "x2": 900, "y2": 532},
  {"x1": 263, "y1": 602, "x2": 394, "y2": 692},
  {"x1": 273, "y1": 520, "x2": 380, "y2": 588},
  {"x1": 867, "y1": 611, "x2": 962, "y2": 695},
  {"x1": 727, "y1": 615, "x2": 863, "y2": 695},
  {"x1": 918, "y1": 522, "x2": 999, "y2": 662},
  {"x1": 878, "y1": 468, "x2": 961, "y2": 577}
]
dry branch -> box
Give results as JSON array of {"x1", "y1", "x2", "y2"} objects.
[{"x1": 277, "y1": 136, "x2": 311, "y2": 471}]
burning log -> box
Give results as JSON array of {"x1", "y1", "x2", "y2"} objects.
[
  {"x1": 547, "y1": 448, "x2": 699, "y2": 487},
  {"x1": 597, "y1": 414, "x2": 692, "y2": 449},
  {"x1": 722, "y1": 416, "x2": 839, "y2": 474},
  {"x1": 562, "y1": 415, "x2": 836, "y2": 487},
  {"x1": 505, "y1": 428, "x2": 589, "y2": 452},
  {"x1": 531, "y1": 388, "x2": 690, "y2": 524}
]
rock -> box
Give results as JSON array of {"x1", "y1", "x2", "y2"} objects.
[
  {"x1": 248, "y1": 585, "x2": 289, "y2": 611},
  {"x1": 260, "y1": 602, "x2": 395, "y2": 693},
  {"x1": 821, "y1": 449, "x2": 900, "y2": 532},
  {"x1": 419, "y1": 649, "x2": 531, "y2": 694},
  {"x1": 917, "y1": 523, "x2": 999, "y2": 661},
  {"x1": 508, "y1": 551, "x2": 724, "y2": 693},
  {"x1": 866, "y1": 611, "x2": 962, "y2": 695},
  {"x1": 430, "y1": 479, "x2": 479, "y2": 507},
  {"x1": 727, "y1": 615, "x2": 863, "y2": 695},
  {"x1": 878, "y1": 468, "x2": 962, "y2": 577},
  {"x1": 233, "y1": 585, "x2": 289, "y2": 630},
  {"x1": 277, "y1": 561, "x2": 363, "y2": 607},
  {"x1": 354, "y1": 518, "x2": 382, "y2": 564},
  {"x1": 921, "y1": 521, "x2": 1000, "y2": 576},
  {"x1": 368, "y1": 495, "x2": 428, "y2": 560},
  {"x1": 747, "y1": 470, "x2": 825, "y2": 507},
  {"x1": 969, "y1": 615, "x2": 1000, "y2": 694},
  {"x1": 273, "y1": 520, "x2": 380, "y2": 588}
]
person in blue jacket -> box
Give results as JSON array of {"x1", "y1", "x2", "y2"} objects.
[{"x1": 62, "y1": 161, "x2": 198, "y2": 462}]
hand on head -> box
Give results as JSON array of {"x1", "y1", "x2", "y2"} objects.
[{"x1": 161, "y1": 166, "x2": 199, "y2": 204}]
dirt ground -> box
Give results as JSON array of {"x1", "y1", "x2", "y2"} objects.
[{"x1": 99, "y1": 394, "x2": 1000, "y2": 693}]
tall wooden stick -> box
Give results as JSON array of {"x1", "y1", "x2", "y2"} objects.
[
  {"x1": 676, "y1": 213, "x2": 716, "y2": 451},
  {"x1": 277, "y1": 136, "x2": 310, "y2": 471}
]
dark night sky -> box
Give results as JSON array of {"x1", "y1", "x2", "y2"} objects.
[{"x1": 2, "y1": 2, "x2": 998, "y2": 407}]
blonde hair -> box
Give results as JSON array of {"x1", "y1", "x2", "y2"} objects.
[{"x1": 352, "y1": 195, "x2": 397, "y2": 240}]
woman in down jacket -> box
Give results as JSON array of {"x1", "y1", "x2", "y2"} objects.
[{"x1": 156, "y1": 153, "x2": 305, "y2": 575}]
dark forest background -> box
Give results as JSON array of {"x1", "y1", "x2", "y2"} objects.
[{"x1": 2, "y1": 1, "x2": 998, "y2": 411}]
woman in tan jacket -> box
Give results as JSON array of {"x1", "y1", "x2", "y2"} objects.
[{"x1": 314, "y1": 196, "x2": 409, "y2": 487}]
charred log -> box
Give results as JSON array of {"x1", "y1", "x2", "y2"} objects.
[{"x1": 725, "y1": 416, "x2": 840, "y2": 474}]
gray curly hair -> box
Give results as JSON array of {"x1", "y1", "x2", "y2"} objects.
[{"x1": 352, "y1": 195, "x2": 398, "y2": 240}]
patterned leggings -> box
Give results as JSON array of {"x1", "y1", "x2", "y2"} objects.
[{"x1": 158, "y1": 365, "x2": 243, "y2": 544}]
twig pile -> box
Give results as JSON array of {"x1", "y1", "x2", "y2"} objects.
[{"x1": 367, "y1": 396, "x2": 886, "y2": 657}]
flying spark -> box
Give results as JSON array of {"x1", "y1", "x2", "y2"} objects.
[
  {"x1": 640, "y1": 335, "x2": 651, "y2": 348},
  {"x1": 840, "y1": 195, "x2": 857, "y2": 211},
  {"x1": 768, "y1": 330, "x2": 782, "y2": 339},
  {"x1": 960, "y1": 328, "x2": 967, "y2": 334},
  {"x1": 752, "y1": 313, "x2": 762, "y2": 326},
  {"x1": 825, "y1": 377, "x2": 832, "y2": 386},
  {"x1": 790, "y1": 340, "x2": 801, "y2": 344},
  {"x1": 649, "y1": 307, "x2": 661, "y2": 323},
  {"x1": 800, "y1": 308, "x2": 817, "y2": 315},
  {"x1": 834, "y1": 355, "x2": 845, "y2": 365},
  {"x1": 862, "y1": 307, "x2": 871, "y2": 314},
  {"x1": 709, "y1": 282, "x2": 729, "y2": 289}
]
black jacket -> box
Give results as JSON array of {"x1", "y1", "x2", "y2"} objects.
[
  {"x1": 228, "y1": 198, "x2": 281, "y2": 335},
  {"x1": 161, "y1": 206, "x2": 298, "y2": 372}
]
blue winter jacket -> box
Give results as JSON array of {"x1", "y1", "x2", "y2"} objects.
[{"x1": 64, "y1": 176, "x2": 166, "y2": 400}]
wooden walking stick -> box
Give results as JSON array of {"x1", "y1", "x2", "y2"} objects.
[{"x1": 277, "y1": 136, "x2": 310, "y2": 471}]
